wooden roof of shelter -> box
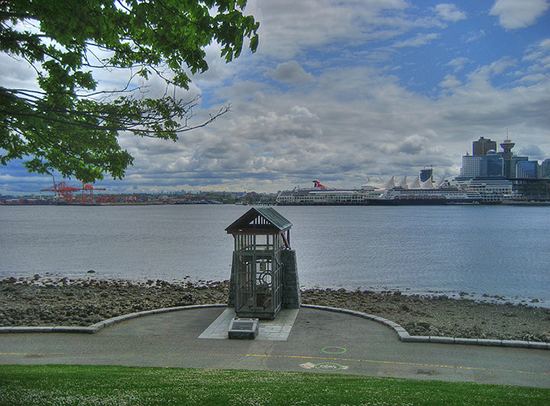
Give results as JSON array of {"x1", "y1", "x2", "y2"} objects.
[{"x1": 225, "y1": 207, "x2": 292, "y2": 234}]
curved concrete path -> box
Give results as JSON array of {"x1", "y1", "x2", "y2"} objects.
[{"x1": 0, "y1": 307, "x2": 548, "y2": 388}]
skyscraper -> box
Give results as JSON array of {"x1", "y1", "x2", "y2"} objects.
[
  {"x1": 485, "y1": 151, "x2": 504, "y2": 177},
  {"x1": 500, "y1": 138, "x2": 516, "y2": 178},
  {"x1": 461, "y1": 155, "x2": 484, "y2": 178},
  {"x1": 473, "y1": 137, "x2": 497, "y2": 156}
]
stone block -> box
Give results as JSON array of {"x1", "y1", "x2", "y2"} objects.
[
  {"x1": 454, "y1": 338, "x2": 479, "y2": 345},
  {"x1": 429, "y1": 336, "x2": 455, "y2": 344},
  {"x1": 477, "y1": 339, "x2": 502, "y2": 346},
  {"x1": 528, "y1": 342, "x2": 549, "y2": 350},
  {"x1": 501, "y1": 339, "x2": 528, "y2": 348},
  {"x1": 228, "y1": 318, "x2": 259, "y2": 340},
  {"x1": 402, "y1": 335, "x2": 429, "y2": 343}
]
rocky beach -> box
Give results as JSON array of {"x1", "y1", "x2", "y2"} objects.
[{"x1": 1, "y1": 276, "x2": 549, "y2": 342}]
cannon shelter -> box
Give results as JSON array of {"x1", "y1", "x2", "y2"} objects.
[{"x1": 226, "y1": 207, "x2": 300, "y2": 320}]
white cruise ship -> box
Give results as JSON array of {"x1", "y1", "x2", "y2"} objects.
[{"x1": 275, "y1": 177, "x2": 506, "y2": 205}]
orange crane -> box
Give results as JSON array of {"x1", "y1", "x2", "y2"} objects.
[
  {"x1": 80, "y1": 183, "x2": 106, "y2": 204},
  {"x1": 41, "y1": 178, "x2": 106, "y2": 204}
]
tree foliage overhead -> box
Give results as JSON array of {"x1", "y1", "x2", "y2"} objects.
[{"x1": 0, "y1": 0, "x2": 259, "y2": 182}]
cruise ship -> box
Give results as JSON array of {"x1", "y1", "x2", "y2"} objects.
[
  {"x1": 276, "y1": 177, "x2": 504, "y2": 206},
  {"x1": 276, "y1": 180, "x2": 378, "y2": 205}
]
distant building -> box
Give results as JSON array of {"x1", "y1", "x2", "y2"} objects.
[
  {"x1": 509, "y1": 156, "x2": 528, "y2": 178},
  {"x1": 456, "y1": 137, "x2": 550, "y2": 200},
  {"x1": 499, "y1": 138, "x2": 515, "y2": 178},
  {"x1": 419, "y1": 168, "x2": 433, "y2": 182},
  {"x1": 541, "y1": 159, "x2": 550, "y2": 178},
  {"x1": 473, "y1": 137, "x2": 497, "y2": 156},
  {"x1": 485, "y1": 151, "x2": 504, "y2": 177},
  {"x1": 460, "y1": 152, "x2": 503, "y2": 179},
  {"x1": 512, "y1": 179, "x2": 550, "y2": 200},
  {"x1": 516, "y1": 160, "x2": 538, "y2": 179},
  {"x1": 460, "y1": 154, "x2": 484, "y2": 178}
]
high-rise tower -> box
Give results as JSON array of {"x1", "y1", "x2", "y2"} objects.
[
  {"x1": 500, "y1": 138, "x2": 515, "y2": 178},
  {"x1": 500, "y1": 138, "x2": 515, "y2": 155},
  {"x1": 473, "y1": 137, "x2": 497, "y2": 156}
]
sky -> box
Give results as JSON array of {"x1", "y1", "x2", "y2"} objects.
[{"x1": 2, "y1": 0, "x2": 550, "y2": 194}]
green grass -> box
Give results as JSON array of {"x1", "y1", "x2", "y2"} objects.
[{"x1": 0, "y1": 365, "x2": 549, "y2": 405}]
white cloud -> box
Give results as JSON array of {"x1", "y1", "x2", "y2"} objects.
[
  {"x1": 440, "y1": 74, "x2": 462, "y2": 89},
  {"x1": 245, "y1": 0, "x2": 445, "y2": 58},
  {"x1": 467, "y1": 57, "x2": 517, "y2": 83},
  {"x1": 490, "y1": 0, "x2": 549, "y2": 30},
  {"x1": 519, "y1": 144, "x2": 545, "y2": 159},
  {"x1": 434, "y1": 3, "x2": 466, "y2": 22},
  {"x1": 518, "y1": 73, "x2": 548, "y2": 83},
  {"x1": 462, "y1": 29, "x2": 486, "y2": 43},
  {"x1": 393, "y1": 33, "x2": 440, "y2": 48},
  {"x1": 519, "y1": 38, "x2": 550, "y2": 83},
  {"x1": 447, "y1": 57, "x2": 470, "y2": 72},
  {"x1": 267, "y1": 61, "x2": 313, "y2": 84},
  {"x1": 109, "y1": 59, "x2": 550, "y2": 191}
]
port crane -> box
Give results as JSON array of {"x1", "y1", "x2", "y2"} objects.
[{"x1": 41, "y1": 177, "x2": 106, "y2": 204}]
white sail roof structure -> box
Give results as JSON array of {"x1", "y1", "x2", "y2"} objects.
[
  {"x1": 421, "y1": 178, "x2": 434, "y2": 189},
  {"x1": 384, "y1": 176, "x2": 396, "y2": 189},
  {"x1": 410, "y1": 177, "x2": 421, "y2": 189},
  {"x1": 398, "y1": 176, "x2": 408, "y2": 189}
]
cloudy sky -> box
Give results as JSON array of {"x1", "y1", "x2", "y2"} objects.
[{"x1": 2, "y1": 0, "x2": 550, "y2": 194}]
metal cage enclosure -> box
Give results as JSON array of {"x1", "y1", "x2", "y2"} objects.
[{"x1": 226, "y1": 208, "x2": 292, "y2": 320}]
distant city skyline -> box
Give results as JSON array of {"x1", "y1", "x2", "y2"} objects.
[
  {"x1": 6, "y1": 136, "x2": 549, "y2": 197},
  {"x1": 461, "y1": 136, "x2": 548, "y2": 179},
  {"x1": 2, "y1": 0, "x2": 550, "y2": 194}
]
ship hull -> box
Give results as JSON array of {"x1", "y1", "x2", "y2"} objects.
[{"x1": 365, "y1": 198, "x2": 448, "y2": 205}]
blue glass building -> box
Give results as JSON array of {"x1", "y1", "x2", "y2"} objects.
[
  {"x1": 485, "y1": 151, "x2": 503, "y2": 177},
  {"x1": 516, "y1": 160, "x2": 538, "y2": 179}
]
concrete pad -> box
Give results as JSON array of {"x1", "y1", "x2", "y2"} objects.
[{"x1": 198, "y1": 308, "x2": 299, "y2": 341}]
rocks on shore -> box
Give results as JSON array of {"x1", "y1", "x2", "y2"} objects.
[
  {"x1": 0, "y1": 276, "x2": 228, "y2": 328},
  {"x1": 1, "y1": 276, "x2": 549, "y2": 342},
  {"x1": 300, "y1": 287, "x2": 550, "y2": 342}
]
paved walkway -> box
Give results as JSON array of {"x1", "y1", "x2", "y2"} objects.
[{"x1": 0, "y1": 307, "x2": 549, "y2": 388}]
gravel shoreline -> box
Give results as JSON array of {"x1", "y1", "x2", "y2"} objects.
[{"x1": 1, "y1": 276, "x2": 549, "y2": 342}]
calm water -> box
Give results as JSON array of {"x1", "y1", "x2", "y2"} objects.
[{"x1": 1, "y1": 205, "x2": 549, "y2": 304}]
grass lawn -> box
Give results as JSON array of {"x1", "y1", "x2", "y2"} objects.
[{"x1": 0, "y1": 365, "x2": 549, "y2": 405}]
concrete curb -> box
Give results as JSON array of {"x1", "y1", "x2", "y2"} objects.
[
  {"x1": 0, "y1": 304, "x2": 227, "y2": 334},
  {"x1": 300, "y1": 304, "x2": 550, "y2": 351},
  {"x1": 1, "y1": 303, "x2": 548, "y2": 350}
]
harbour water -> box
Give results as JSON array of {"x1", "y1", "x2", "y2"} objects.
[{"x1": 1, "y1": 205, "x2": 549, "y2": 305}]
